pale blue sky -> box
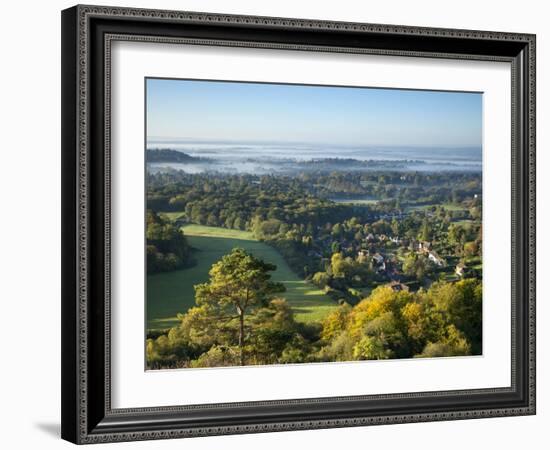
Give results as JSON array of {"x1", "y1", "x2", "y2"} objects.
[{"x1": 146, "y1": 78, "x2": 482, "y2": 147}]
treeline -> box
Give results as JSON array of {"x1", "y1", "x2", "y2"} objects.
[
  {"x1": 146, "y1": 149, "x2": 207, "y2": 163},
  {"x1": 148, "y1": 171, "x2": 482, "y2": 207},
  {"x1": 146, "y1": 210, "x2": 193, "y2": 273},
  {"x1": 147, "y1": 172, "x2": 482, "y2": 282},
  {"x1": 146, "y1": 248, "x2": 482, "y2": 368},
  {"x1": 147, "y1": 173, "x2": 372, "y2": 228},
  {"x1": 299, "y1": 171, "x2": 481, "y2": 204}
]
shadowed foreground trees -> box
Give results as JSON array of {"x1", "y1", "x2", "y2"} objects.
[
  {"x1": 146, "y1": 209, "x2": 192, "y2": 273},
  {"x1": 146, "y1": 248, "x2": 482, "y2": 369}
]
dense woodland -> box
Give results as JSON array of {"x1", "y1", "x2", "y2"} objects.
[
  {"x1": 146, "y1": 210, "x2": 193, "y2": 273},
  {"x1": 146, "y1": 169, "x2": 483, "y2": 368},
  {"x1": 146, "y1": 148, "x2": 208, "y2": 163}
]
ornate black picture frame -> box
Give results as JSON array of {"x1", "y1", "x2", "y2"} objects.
[{"x1": 61, "y1": 4, "x2": 536, "y2": 444}]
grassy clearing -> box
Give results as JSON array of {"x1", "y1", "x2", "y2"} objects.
[
  {"x1": 328, "y1": 197, "x2": 380, "y2": 205},
  {"x1": 452, "y1": 219, "x2": 475, "y2": 226},
  {"x1": 405, "y1": 202, "x2": 468, "y2": 213},
  {"x1": 181, "y1": 224, "x2": 255, "y2": 240},
  {"x1": 147, "y1": 225, "x2": 337, "y2": 330},
  {"x1": 464, "y1": 256, "x2": 483, "y2": 271},
  {"x1": 441, "y1": 202, "x2": 468, "y2": 211}
]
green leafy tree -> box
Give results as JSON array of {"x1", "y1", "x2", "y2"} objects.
[
  {"x1": 352, "y1": 335, "x2": 392, "y2": 360},
  {"x1": 463, "y1": 241, "x2": 479, "y2": 258},
  {"x1": 419, "y1": 219, "x2": 433, "y2": 241},
  {"x1": 403, "y1": 252, "x2": 429, "y2": 280},
  {"x1": 247, "y1": 298, "x2": 306, "y2": 365},
  {"x1": 331, "y1": 252, "x2": 347, "y2": 278},
  {"x1": 312, "y1": 271, "x2": 330, "y2": 288},
  {"x1": 320, "y1": 305, "x2": 351, "y2": 341},
  {"x1": 194, "y1": 248, "x2": 285, "y2": 365},
  {"x1": 416, "y1": 325, "x2": 471, "y2": 358},
  {"x1": 425, "y1": 279, "x2": 482, "y2": 354},
  {"x1": 146, "y1": 210, "x2": 192, "y2": 273}
]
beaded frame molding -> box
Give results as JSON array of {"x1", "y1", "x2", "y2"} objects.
[{"x1": 61, "y1": 4, "x2": 536, "y2": 444}]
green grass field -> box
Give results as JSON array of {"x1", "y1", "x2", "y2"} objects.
[
  {"x1": 147, "y1": 224, "x2": 337, "y2": 330},
  {"x1": 405, "y1": 202, "x2": 468, "y2": 213},
  {"x1": 452, "y1": 219, "x2": 475, "y2": 226},
  {"x1": 328, "y1": 197, "x2": 380, "y2": 205}
]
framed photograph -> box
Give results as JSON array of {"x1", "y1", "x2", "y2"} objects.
[{"x1": 61, "y1": 5, "x2": 536, "y2": 444}]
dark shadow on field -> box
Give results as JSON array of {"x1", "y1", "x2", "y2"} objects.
[{"x1": 290, "y1": 307, "x2": 318, "y2": 314}]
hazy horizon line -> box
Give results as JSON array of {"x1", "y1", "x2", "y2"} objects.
[{"x1": 147, "y1": 137, "x2": 482, "y2": 150}]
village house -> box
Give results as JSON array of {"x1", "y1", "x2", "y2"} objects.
[
  {"x1": 372, "y1": 253, "x2": 384, "y2": 265},
  {"x1": 455, "y1": 262, "x2": 466, "y2": 277},
  {"x1": 388, "y1": 280, "x2": 410, "y2": 292},
  {"x1": 428, "y1": 251, "x2": 445, "y2": 267},
  {"x1": 372, "y1": 253, "x2": 386, "y2": 272},
  {"x1": 357, "y1": 249, "x2": 370, "y2": 263},
  {"x1": 418, "y1": 241, "x2": 432, "y2": 252}
]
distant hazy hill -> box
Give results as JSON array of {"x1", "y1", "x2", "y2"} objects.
[{"x1": 146, "y1": 149, "x2": 204, "y2": 163}]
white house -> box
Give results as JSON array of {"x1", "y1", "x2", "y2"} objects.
[{"x1": 428, "y1": 251, "x2": 445, "y2": 267}]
